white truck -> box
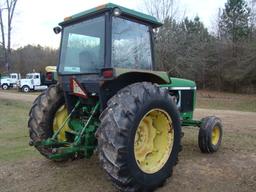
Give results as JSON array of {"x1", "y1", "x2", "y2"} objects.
[
  {"x1": 0, "y1": 73, "x2": 21, "y2": 90},
  {"x1": 17, "y1": 72, "x2": 57, "y2": 92}
]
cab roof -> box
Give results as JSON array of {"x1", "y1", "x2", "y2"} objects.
[{"x1": 59, "y1": 3, "x2": 162, "y2": 28}]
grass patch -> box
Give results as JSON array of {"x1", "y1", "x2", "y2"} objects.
[
  {"x1": 0, "y1": 89, "x2": 40, "y2": 95},
  {"x1": 0, "y1": 99, "x2": 40, "y2": 162},
  {"x1": 196, "y1": 91, "x2": 256, "y2": 112}
]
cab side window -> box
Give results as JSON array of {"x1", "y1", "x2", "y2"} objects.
[{"x1": 112, "y1": 17, "x2": 153, "y2": 70}]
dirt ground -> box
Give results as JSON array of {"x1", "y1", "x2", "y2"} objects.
[{"x1": 0, "y1": 91, "x2": 255, "y2": 192}]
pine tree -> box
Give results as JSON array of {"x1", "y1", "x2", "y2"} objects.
[{"x1": 219, "y1": 0, "x2": 250, "y2": 42}]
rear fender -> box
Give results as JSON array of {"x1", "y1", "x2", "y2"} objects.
[{"x1": 100, "y1": 71, "x2": 170, "y2": 109}]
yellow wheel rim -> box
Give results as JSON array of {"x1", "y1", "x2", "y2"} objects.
[
  {"x1": 134, "y1": 109, "x2": 174, "y2": 174},
  {"x1": 212, "y1": 126, "x2": 220, "y2": 145},
  {"x1": 52, "y1": 105, "x2": 70, "y2": 142}
]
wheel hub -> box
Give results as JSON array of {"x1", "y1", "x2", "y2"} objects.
[
  {"x1": 134, "y1": 109, "x2": 174, "y2": 174},
  {"x1": 211, "y1": 126, "x2": 220, "y2": 145},
  {"x1": 53, "y1": 105, "x2": 70, "y2": 142}
]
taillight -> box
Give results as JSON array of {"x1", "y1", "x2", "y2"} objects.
[{"x1": 102, "y1": 69, "x2": 113, "y2": 78}]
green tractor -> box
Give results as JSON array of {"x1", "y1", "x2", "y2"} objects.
[{"x1": 28, "y1": 3, "x2": 223, "y2": 192}]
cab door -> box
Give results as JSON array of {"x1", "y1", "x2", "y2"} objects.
[
  {"x1": 10, "y1": 74, "x2": 17, "y2": 84},
  {"x1": 33, "y1": 74, "x2": 41, "y2": 86}
]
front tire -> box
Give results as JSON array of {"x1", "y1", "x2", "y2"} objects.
[
  {"x1": 2, "y1": 84, "x2": 9, "y2": 90},
  {"x1": 22, "y1": 86, "x2": 30, "y2": 92},
  {"x1": 96, "y1": 82, "x2": 181, "y2": 192},
  {"x1": 198, "y1": 116, "x2": 223, "y2": 153}
]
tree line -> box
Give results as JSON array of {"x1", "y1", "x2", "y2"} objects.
[
  {"x1": 10, "y1": 45, "x2": 58, "y2": 75},
  {"x1": 151, "y1": 0, "x2": 256, "y2": 93}
]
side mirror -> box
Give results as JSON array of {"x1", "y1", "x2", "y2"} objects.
[{"x1": 53, "y1": 26, "x2": 62, "y2": 34}]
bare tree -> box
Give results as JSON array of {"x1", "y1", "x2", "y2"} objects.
[
  {"x1": 0, "y1": 0, "x2": 18, "y2": 72},
  {"x1": 143, "y1": 0, "x2": 179, "y2": 22},
  {"x1": 249, "y1": 0, "x2": 256, "y2": 39}
]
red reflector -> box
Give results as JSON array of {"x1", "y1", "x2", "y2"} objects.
[
  {"x1": 70, "y1": 78, "x2": 88, "y2": 99},
  {"x1": 103, "y1": 70, "x2": 113, "y2": 78}
]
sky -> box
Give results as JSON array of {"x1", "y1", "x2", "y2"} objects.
[{"x1": 10, "y1": 0, "x2": 227, "y2": 49}]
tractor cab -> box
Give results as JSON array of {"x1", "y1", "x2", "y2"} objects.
[
  {"x1": 57, "y1": 3, "x2": 162, "y2": 75},
  {"x1": 55, "y1": 3, "x2": 168, "y2": 110}
]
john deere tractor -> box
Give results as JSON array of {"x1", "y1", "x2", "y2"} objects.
[{"x1": 28, "y1": 3, "x2": 223, "y2": 192}]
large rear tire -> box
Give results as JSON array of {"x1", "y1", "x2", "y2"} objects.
[
  {"x1": 96, "y1": 82, "x2": 181, "y2": 192},
  {"x1": 28, "y1": 83, "x2": 70, "y2": 161}
]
